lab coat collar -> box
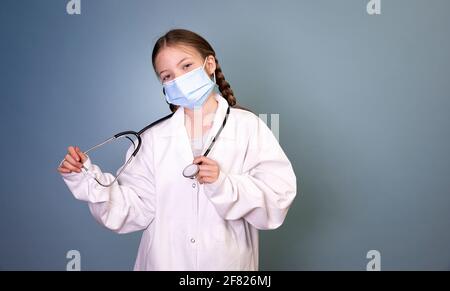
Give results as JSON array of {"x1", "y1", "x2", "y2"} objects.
[{"x1": 160, "y1": 92, "x2": 234, "y2": 140}]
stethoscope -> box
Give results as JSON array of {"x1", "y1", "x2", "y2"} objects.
[
  {"x1": 60, "y1": 106, "x2": 230, "y2": 187},
  {"x1": 182, "y1": 105, "x2": 230, "y2": 179}
]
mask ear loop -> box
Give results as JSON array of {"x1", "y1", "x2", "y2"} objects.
[{"x1": 202, "y1": 57, "x2": 217, "y2": 84}]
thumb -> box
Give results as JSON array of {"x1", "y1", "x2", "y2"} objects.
[{"x1": 75, "y1": 147, "x2": 87, "y2": 163}]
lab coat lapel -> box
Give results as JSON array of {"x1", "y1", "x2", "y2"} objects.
[
  {"x1": 164, "y1": 105, "x2": 194, "y2": 166},
  {"x1": 200, "y1": 94, "x2": 227, "y2": 154},
  {"x1": 161, "y1": 93, "x2": 233, "y2": 167}
]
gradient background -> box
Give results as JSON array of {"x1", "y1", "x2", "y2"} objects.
[{"x1": 1, "y1": 0, "x2": 449, "y2": 270}]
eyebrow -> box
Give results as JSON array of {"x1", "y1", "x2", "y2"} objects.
[{"x1": 159, "y1": 57, "x2": 191, "y2": 76}]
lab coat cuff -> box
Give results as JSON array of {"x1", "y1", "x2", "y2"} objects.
[
  {"x1": 60, "y1": 155, "x2": 91, "y2": 180},
  {"x1": 81, "y1": 155, "x2": 92, "y2": 173},
  {"x1": 203, "y1": 170, "x2": 228, "y2": 196},
  {"x1": 61, "y1": 156, "x2": 110, "y2": 203}
]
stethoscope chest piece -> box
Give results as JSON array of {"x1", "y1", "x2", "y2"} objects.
[
  {"x1": 182, "y1": 163, "x2": 199, "y2": 179},
  {"x1": 181, "y1": 105, "x2": 231, "y2": 180}
]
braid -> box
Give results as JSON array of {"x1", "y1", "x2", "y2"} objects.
[
  {"x1": 168, "y1": 103, "x2": 179, "y2": 113},
  {"x1": 215, "y1": 59, "x2": 236, "y2": 107}
]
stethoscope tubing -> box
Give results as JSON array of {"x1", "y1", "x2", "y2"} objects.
[{"x1": 62, "y1": 106, "x2": 230, "y2": 186}]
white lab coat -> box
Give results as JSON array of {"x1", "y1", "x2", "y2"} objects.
[{"x1": 61, "y1": 93, "x2": 297, "y2": 271}]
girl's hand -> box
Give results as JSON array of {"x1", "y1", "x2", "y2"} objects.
[
  {"x1": 57, "y1": 146, "x2": 87, "y2": 174},
  {"x1": 192, "y1": 156, "x2": 220, "y2": 184}
]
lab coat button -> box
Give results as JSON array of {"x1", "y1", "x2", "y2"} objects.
[
  {"x1": 192, "y1": 183, "x2": 196, "y2": 188},
  {"x1": 190, "y1": 238, "x2": 196, "y2": 243}
]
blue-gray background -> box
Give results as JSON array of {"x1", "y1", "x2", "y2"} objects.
[{"x1": 1, "y1": 0, "x2": 449, "y2": 270}]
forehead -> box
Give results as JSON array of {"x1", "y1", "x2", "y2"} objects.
[{"x1": 154, "y1": 44, "x2": 202, "y2": 71}]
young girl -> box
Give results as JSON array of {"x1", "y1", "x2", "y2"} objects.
[{"x1": 58, "y1": 29, "x2": 297, "y2": 271}]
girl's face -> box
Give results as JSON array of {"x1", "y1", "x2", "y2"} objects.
[{"x1": 154, "y1": 45, "x2": 216, "y2": 84}]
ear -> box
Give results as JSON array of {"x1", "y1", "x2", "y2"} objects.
[{"x1": 205, "y1": 55, "x2": 216, "y2": 76}]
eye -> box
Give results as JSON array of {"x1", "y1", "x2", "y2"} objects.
[
  {"x1": 162, "y1": 75, "x2": 171, "y2": 82},
  {"x1": 183, "y1": 63, "x2": 192, "y2": 70}
]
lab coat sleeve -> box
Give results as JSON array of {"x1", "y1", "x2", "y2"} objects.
[
  {"x1": 203, "y1": 116, "x2": 297, "y2": 230},
  {"x1": 61, "y1": 134, "x2": 156, "y2": 234}
]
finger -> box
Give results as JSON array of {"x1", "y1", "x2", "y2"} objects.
[
  {"x1": 65, "y1": 154, "x2": 82, "y2": 168},
  {"x1": 197, "y1": 166, "x2": 214, "y2": 174},
  {"x1": 58, "y1": 167, "x2": 71, "y2": 173},
  {"x1": 203, "y1": 157, "x2": 217, "y2": 166},
  {"x1": 57, "y1": 167, "x2": 71, "y2": 174},
  {"x1": 193, "y1": 156, "x2": 211, "y2": 165},
  {"x1": 62, "y1": 160, "x2": 81, "y2": 173},
  {"x1": 197, "y1": 171, "x2": 216, "y2": 182},
  {"x1": 198, "y1": 164, "x2": 217, "y2": 172},
  {"x1": 192, "y1": 156, "x2": 205, "y2": 165},
  {"x1": 197, "y1": 175, "x2": 206, "y2": 184},
  {"x1": 68, "y1": 146, "x2": 80, "y2": 162},
  {"x1": 196, "y1": 172, "x2": 206, "y2": 183},
  {"x1": 197, "y1": 172, "x2": 216, "y2": 179},
  {"x1": 193, "y1": 156, "x2": 216, "y2": 165},
  {"x1": 75, "y1": 146, "x2": 87, "y2": 163}
]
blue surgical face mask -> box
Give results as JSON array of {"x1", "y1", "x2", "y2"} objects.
[{"x1": 162, "y1": 58, "x2": 216, "y2": 109}]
